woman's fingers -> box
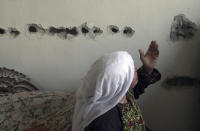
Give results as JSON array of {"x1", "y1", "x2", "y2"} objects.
[
  {"x1": 152, "y1": 41, "x2": 159, "y2": 57},
  {"x1": 148, "y1": 41, "x2": 159, "y2": 58},
  {"x1": 139, "y1": 49, "x2": 145, "y2": 62},
  {"x1": 139, "y1": 40, "x2": 159, "y2": 64}
]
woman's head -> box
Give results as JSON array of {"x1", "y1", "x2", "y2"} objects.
[
  {"x1": 77, "y1": 51, "x2": 135, "y2": 102},
  {"x1": 72, "y1": 51, "x2": 135, "y2": 131}
]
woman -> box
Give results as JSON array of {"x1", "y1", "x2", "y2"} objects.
[{"x1": 72, "y1": 41, "x2": 161, "y2": 131}]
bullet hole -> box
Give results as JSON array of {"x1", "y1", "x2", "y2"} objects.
[
  {"x1": 29, "y1": 26, "x2": 37, "y2": 33},
  {"x1": 79, "y1": 23, "x2": 92, "y2": 39},
  {"x1": 80, "y1": 23, "x2": 90, "y2": 35},
  {"x1": 49, "y1": 27, "x2": 57, "y2": 34},
  {"x1": 170, "y1": 14, "x2": 198, "y2": 41},
  {"x1": 27, "y1": 24, "x2": 46, "y2": 34},
  {"x1": 0, "y1": 28, "x2": 6, "y2": 35},
  {"x1": 48, "y1": 26, "x2": 65, "y2": 35},
  {"x1": 123, "y1": 26, "x2": 135, "y2": 37},
  {"x1": 162, "y1": 75, "x2": 200, "y2": 90},
  {"x1": 8, "y1": 28, "x2": 20, "y2": 38},
  {"x1": 65, "y1": 28, "x2": 70, "y2": 33},
  {"x1": 87, "y1": 26, "x2": 103, "y2": 39},
  {"x1": 68, "y1": 27, "x2": 79, "y2": 36},
  {"x1": 92, "y1": 26, "x2": 103, "y2": 34},
  {"x1": 48, "y1": 26, "x2": 80, "y2": 39},
  {"x1": 48, "y1": 26, "x2": 70, "y2": 39},
  {"x1": 112, "y1": 28, "x2": 118, "y2": 33},
  {"x1": 82, "y1": 27, "x2": 89, "y2": 34},
  {"x1": 108, "y1": 25, "x2": 119, "y2": 34}
]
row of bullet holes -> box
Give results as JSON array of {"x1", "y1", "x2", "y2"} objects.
[{"x1": 0, "y1": 23, "x2": 135, "y2": 39}]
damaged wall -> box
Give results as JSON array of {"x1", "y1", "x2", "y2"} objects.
[
  {"x1": 0, "y1": 0, "x2": 200, "y2": 131},
  {"x1": 170, "y1": 14, "x2": 198, "y2": 41}
]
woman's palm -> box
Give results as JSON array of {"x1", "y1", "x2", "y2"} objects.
[{"x1": 139, "y1": 41, "x2": 159, "y2": 73}]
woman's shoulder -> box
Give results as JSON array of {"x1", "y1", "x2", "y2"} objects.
[{"x1": 85, "y1": 106, "x2": 122, "y2": 131}]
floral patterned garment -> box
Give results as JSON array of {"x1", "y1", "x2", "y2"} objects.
[
  {"x1": 118, "y1": 90, "x2": 145, "y2": 131},
  {"x1": 0, "y1": 91, "x2": 75, "y2": 131},
  {"x1": 118, "y1": 67, "x2": 161, "y2": 131}
]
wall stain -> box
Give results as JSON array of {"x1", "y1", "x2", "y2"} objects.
[
  {"x1": 8, "y1": 28, "x2": 20, "y2": 38},
  {"x1": 123, "y1": 26, "x2": 135, "y2": 37},
  {"x1": 0, "y1": 28, "x2": 6, "y2": 35},
  {"x1": 170, "y1": 14, "x2": 198, "y2": 41},
  {"x1": 162, "y1": 75, "x2": 200, "y2": 90}
]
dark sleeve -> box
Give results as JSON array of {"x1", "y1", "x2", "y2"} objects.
[
  {"x1": 84, "y1": 106, "x2": 122, "y2": 131},
  {"x1": 133, "y1": 66, "x2": 161, "y2": 99}
]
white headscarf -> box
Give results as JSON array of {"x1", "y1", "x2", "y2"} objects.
[{"x1": 72, "y1": 51, "x2": 135, "y2": 131}]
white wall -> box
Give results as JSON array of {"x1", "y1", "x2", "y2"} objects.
[{"x1": 0, "y1": 0, "x2": 200, "y2": 130}]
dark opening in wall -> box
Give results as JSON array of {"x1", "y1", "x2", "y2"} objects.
[
  {"x1": 67, "y1": 27, "x2": 79, "y2": 36},
  {"x1": 65, "y1": 28, "x2": 70, "y2": 34},
  {"x1": 27, "y1": 24, "x2": 46, "y2": 34},
  {"x1": 0, "y1": 28, "x2": 6, "y2": 35},
  {"x1": 48, "y1": 27, "x2": 65, "y2": 35},
  {"x1": 29, "y1": 26, "x2": 37, "y2": 33},
  {"x1": 82, "y1": 27, "x2": 89, "y2": 34},
  {"x1": 92, "y1": 26, "x2": 103, "y2": 34},
  {"x1": 80, "y1": 23, "x2": 91, "y2": 38},
  {"x1": 9, "y1": 28, "x2": 20, "y2": 38},
  {"x1": 112, "y1": 28, "x2": 118, "y2": 33},
  {"x1": 85, "y1": 26, "x2": 103, "y2": 39},
  {"x1": 81, "y1": 23, "x2": 90, "y2": 34},
  {"x1": 47, "y1": 26, "x2": 69, "y2": 39},
  {"x1": 108, "y1": 25, "x2": 119, "y2": 34},
  {"x1": 123, "y1": 26, "x2": 135, "y2": 37}
]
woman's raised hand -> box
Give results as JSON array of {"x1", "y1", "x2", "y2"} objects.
[{"x1": 139, "y1": 41, "x2": 159, "y2": 74}]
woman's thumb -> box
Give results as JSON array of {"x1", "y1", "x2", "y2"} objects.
[{"x1": 139, "y1": 49, "x2": 145, "y2": 61}]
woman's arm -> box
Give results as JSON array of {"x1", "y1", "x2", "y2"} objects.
[
  {"x1": 133, "y1": 66, "x2": 161, "y2": 99},
  {"x1": 132, "y1": 41, "x2": 161, "y2": 99}
]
